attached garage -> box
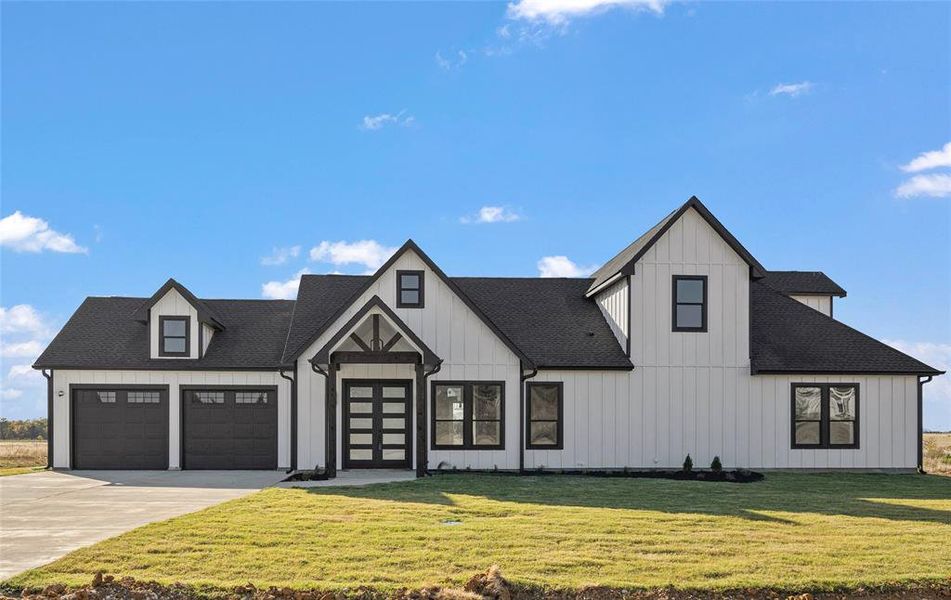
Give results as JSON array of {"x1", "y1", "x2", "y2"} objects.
[
  {"x1": 181, "y1": 387, "x2": 277, "y2": 469},
  {"x1": 71, "y1": 386, "x2": 169, "y2": 469}
]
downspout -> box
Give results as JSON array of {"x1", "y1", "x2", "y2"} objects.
[
  {"x1": 311, "y1": 362, "x2": 330, "y2": 473},
  {"x1": 279, "y1": 366, "x2": 297, "y2": 473},
  {"x1": 42, "y1": 369, "x2": 53, "y2": 469},
  {"x1": 917, "y1": 375, "x2": 933, "y2": 473},
  {"x1": 417, "y1": 360, "x2": 442, "y2": 477},
  {"x1": 519, "y1": 363, "x2": 538, "y2": 474}
]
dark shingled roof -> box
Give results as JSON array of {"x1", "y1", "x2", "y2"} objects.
[
  {"x1": 761, "y1": 271, "x2": 846, "y2": 297},
  {"x1": 34, "y1": 297, "x2": 294, "y2": 370},
  {"x1": 280, "y1": 275, "x2": 371, "y2": 363},
  {"x1": 751, "y1": 281, "x2": 941, "y2": 375},
  {"x1": 282, "y1": 274, "x2": 633, "y2": 369},
  {"x1": 454, "y1": 277, "x2": 632, "y2": 369}
]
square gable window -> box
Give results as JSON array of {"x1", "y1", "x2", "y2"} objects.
[
  {"x1": 396, "y1": 270, "x2": 424, "y2": 308},
  {"x1": 159, "y1": 316, "x2": 190, "y2": 356}
]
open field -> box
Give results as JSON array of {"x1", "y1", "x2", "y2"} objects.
[
  {"x1": 5, "y1": 472, "x2": 950, "y2": 595},
  {"x1": 0, "y1": 440, "x2": 46, "y2": 477},
  {"x1": 924, "y1": 433, "x2": 951, "y2": 476}
]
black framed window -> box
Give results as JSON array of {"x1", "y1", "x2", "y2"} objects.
[
  {"x1": 672, "y1": 275, "x2": 707, "y2": 332},
  {"x1": 792, "y1": 384, "x2": 859, "y2": 449},
  {"x1": 431, "y1": 381, "x2": 504, "y2": 449},
  {"x1": 526, "y1": 382, "x2": 563, "y2": 449},
  {"x1": 396, "y1": 270, "x2": 424, "y2": 308},
  {"x1": 159, "y1": 316, "x2": 190, "y2": 356}
]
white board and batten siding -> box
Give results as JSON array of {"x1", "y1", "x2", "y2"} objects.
[
  {"x1": 50, "y1": 369, "x2": 292, "y2": 470},
  {"x1": 526, "y1": 208, "x2": 917, "y2": 471},
  {"x1": 790, "y1": 294, "x2": 833, "y2": 317},
  {"x1": 295, "y1": 249, "x2": 522, "y2": 471},
  {"x1": 149, "y1": 289, "x2": 200, "y2": 359},
  {"x1": 524, "y1": 370, "x2": 917, "y2": 470},
  {"x1": 595, "y1": 277, "x2": 629, "y2": 349}
]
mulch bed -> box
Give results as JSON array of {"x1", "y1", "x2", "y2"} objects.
[
  {"x1": 5, "y1": 569, "x2": 949, "y2": 600},
  {"x1": 429, "y1": 469, "x2": 764, "y2": 484}
]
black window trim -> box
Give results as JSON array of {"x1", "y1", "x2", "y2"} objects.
[
  {"x1": 158, "y1": 315, "x2": 190, "y2": 357},
  {"x1": 791, "y1": 383, "x2": 860, "y2": 450},
  {"x1": 526, "y1": 381, "x2": 564, "y2": 450},
  {"x1": 396, "y1": 269, "x2": 425, "y2": 308},
  {"x1": 430, "y1": 380, "x2": 505, "y2": 450},
  {"x1": 672, "y1": 274, "x2": 708, "y2": 332}
]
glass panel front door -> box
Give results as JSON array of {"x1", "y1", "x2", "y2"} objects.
[{"x1": 343, "y1": 381, "x2": 411, "y2": 469}]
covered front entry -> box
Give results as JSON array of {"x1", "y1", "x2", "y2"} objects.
[{"x1": 342, "y1": 380, "x2": 412, "y2": 469}]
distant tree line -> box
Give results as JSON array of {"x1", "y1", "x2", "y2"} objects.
[{"x1": 0, "y1": 418, "x2": 48, "y2": 440}]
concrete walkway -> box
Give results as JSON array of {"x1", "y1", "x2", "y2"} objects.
[{"x1": 0, "y1": 470, "x2": 285, "y2": 579}]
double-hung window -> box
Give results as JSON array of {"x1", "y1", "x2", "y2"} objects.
[
  {"x1": 792, "y1": 384, "x2": 859, "y2": 449},
  {"x1": 159, "y1": 316, "x2": 189, "y2": 356},
  {"x1": 672, "y1": 275, "x2": 707, "y2": 332},
  {"x1": 432, "y1": 382, "x2": 504, "y2": 449},
  {"x1": 526, "y1": 382, "x2": 563, "y2": 449}
]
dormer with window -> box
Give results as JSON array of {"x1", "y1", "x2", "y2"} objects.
[{"x1": 132, "y1": 278, "x2": 224, "y2": 360}]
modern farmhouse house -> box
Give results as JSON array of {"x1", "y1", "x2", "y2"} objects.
[{"x1": 34, "y1": 197, "x2": 943, "y2": 475}]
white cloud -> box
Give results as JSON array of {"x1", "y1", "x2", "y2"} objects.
[
  {"x1": 894, "y1": 174, "x2": 951, "y2": 199},
  {"x1": 0, "y1": 388, "x2": 23, "y2": 400},
  {"x1": 435, "y1": 50, "x2": 468, "y2": 71},
  {"x1": 507, "y1": 0, "x2": 667, "y2": 24},
  {"x1": 261, "y1": 268, "x2": 310, "y2": 300},
  {"x1": 769, "y1": 81, "x2": 814, "y2": 97},
  {"x1": 460, "y1": 206, "x2": 522, "y2": 224},
  {"x1": 260, "y1": 245, "x2": 301, "y2": 266},
  {"x1": 0, "y1": 305, "x2": 49, "y2": 336},
  {"x1": 360, "y1": 111, "x2": 415, "y2": 131},
  {"x1": 885, "y1": 340, "x2": 951, "y2": 430},
  {"x1": 0, "y1": 340, "x2": 44, "y2": 359},
  {"x1": 310, "y1": 240, "x2": 397, "y2": 270},
  {"x1": 900, "y1": 142, "x2": 951, "y2": 173},
  {"x1": 537, "y1": 255, "x2": 599, "y2": 277},
  {"x1": 0, "y1": 211, "x2": 87, "y2": 254},
  {"x1": 7, "y1": 364, "x2": 42, "y2": 384}
]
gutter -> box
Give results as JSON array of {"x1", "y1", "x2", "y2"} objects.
[
  {"x1": 419, "y1": 360, "x2": 443, "y2": 477},
  {"x1": 519, "y1": 363, "x2": 538, "y2": 474},
  {"x1": 918, "y1": 375, "x2": 934, "y2": 473},
  {"x1": 279, "y1": 365, "x2": 297, "y2": 472},
  {"x1": 42, "y1": 369, "x2": 53, "y2": 469},
  {"x1": 311, "y1": 362, "x2": 331, "y2": 474}
]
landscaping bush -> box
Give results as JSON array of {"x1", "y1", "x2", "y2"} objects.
[
  {"x1": 710, "y1": 456, "x2": 722, "y2": 473},
  {"x1": 682, "y1": 454, "x2": 692, "y2": 473}
]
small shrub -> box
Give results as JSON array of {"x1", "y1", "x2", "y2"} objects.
[
  {"x1": 682, "y1": 454, "x2": 693, "y2": 473},
  {"x1": 711, "y1": 456, "x2": 723, "y2": 473}
]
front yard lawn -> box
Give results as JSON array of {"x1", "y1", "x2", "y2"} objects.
[{"x1": 5, "y1": 473, "x2": 951, "y2": 594}]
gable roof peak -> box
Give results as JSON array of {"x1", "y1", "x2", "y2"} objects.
[
  {"x1": 131, "y1": 278, "x2": 225, "y2": 329},
  {"x1": 586, "y1": 195, "x2": 766, "y2": 296}
]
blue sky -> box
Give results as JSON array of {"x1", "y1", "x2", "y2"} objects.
[{"x1": 2, "y1": 1, "x2": 949, "y2": 426}]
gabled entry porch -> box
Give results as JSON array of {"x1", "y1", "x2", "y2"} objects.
[{"x1": 310, "y1": 296, "x2": 442, "y2": 478}]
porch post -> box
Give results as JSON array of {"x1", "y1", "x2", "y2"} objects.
[
  {"x1": 325, "y1": 361, "x2": 338, "y2": 478},
  {"x1": 415, "y1": 362, "x2": 427, "y2": 477}
]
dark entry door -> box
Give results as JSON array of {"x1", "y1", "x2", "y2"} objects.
[
  {"x1": 72, "y1": 387, "x2": 169, "y2": 470},
  {"x1": 182, "y1": 388, "x2": 277, "y2": 469},
  {"x1": 343, "y1": 380, "x2": 412, "y2": 469}
]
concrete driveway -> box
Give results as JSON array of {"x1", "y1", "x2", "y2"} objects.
[{"x1": 0, "y1": 470, "x2": 286, "y2": 579}]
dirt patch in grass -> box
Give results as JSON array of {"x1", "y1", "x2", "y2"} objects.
[{"x1": 6, "y1": 569, "x2": 950, "y2": 600}]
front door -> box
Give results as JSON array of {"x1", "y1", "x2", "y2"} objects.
[{"x1": 342, "y1": 380, "x2": 412, "y2": 469}]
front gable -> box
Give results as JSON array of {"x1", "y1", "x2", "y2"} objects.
[{"x1": 291, "y1": 241, "x2": 529, "y2": 370}]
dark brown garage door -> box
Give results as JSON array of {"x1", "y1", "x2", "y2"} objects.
[
  {"x1": 182, "y1": 388, "x2": 277, "y2": 470},
  {"x1": 72, "y1": 387, "x2": 169, "y2": 469}
]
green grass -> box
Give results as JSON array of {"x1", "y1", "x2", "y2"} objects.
[
  {"x1": 5, "y1": 473, "x2": 951, "y2": 594},
  {"x1": 0, "y1": 466, "x2": 45, "y2": 477}
]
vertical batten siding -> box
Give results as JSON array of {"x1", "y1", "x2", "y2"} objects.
[
  {"x1": 790, "y1": 295, "x2": 833, "y2": 316},
  {"x1": 524, "y1": 369, "x2": 918, "y2": 470},
  {"x1": 294, "y1": 249, "x2": 521, "y2": 471},
  {"x1": 149, "y1": 289, "x2": 200, "y2": 359},
  {"x1": 51, "y1": 369, "x2": 292, "y2": 470},
  {"x1": 595, "y1": 278, "x2": 629, "y2": 349}
]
